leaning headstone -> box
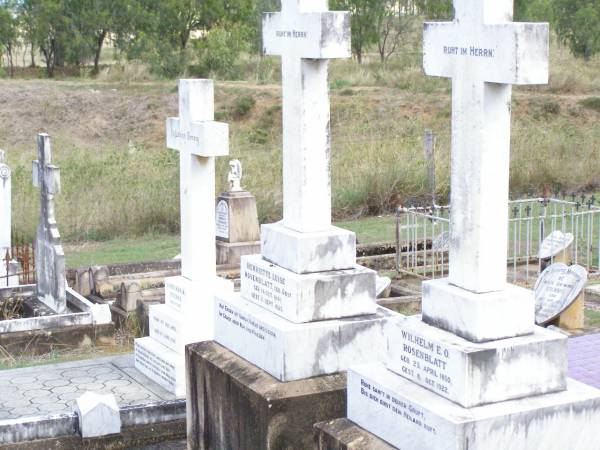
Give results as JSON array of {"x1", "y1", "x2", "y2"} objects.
[
  {"x1": 339, "y1": 3, "x2": 600, "y2": 450},
  {"x1": 33, "y1": 134, "x2": 67, "y2": 313},
  {"x1": 187, "y1": 3, "x2": 400, "y2": 449},
  {"x1": 74, "y1": 392, "x2": 121, "y2": 438},
  {"x1": 535, "y1": 263, "x2": 587, "y2": 328},
  {"x1": 134, "y1": 79, "x2": 233, "y2": 396},
  {"x1": 215, "y1": 159, "x2": 260, "y2": 265},
  {"x1": 539, "y1": 230, "x2": 574, "y2": 271}
]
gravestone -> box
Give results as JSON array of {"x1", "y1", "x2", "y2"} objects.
[
  {"x1": 187, "y1": 2, "x2": 400, "y2": 448},
  {"x1": 33, "y1": 134, "x2": 67, "y2": 314},
  {"x1": 339, "y1": 2, "x2": 600, "y2": 450},
  {"x1": 215, "y1": 159, "x2": 261, "y2": 265},
  {"x1": 0, "y1": 150, "x2": 10, "y2": 254},
  {"x1": 135, "y1": 79, "x2": 233, "y2": 396},
  {"x1": 539, "y1": 230, "x2": 574, "y2": 272},
  {"x1": 535, "y1": 263, "x2": 587, "y2": 329},
  {"x1": 75, "y1": 392, "x2": 121, "y2": 438}
]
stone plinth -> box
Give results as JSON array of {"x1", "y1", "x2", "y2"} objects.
[
  {"x1": 241, "y1": 255, "x2": 377, "y2": 323},
  {"x1": 387, "y1": 316, "x2": 567, "y2": 408},
  {"x1": 261, "y1": 222, "x2": 356, "y2": 274},
  {"x1": 421, "y1": 278, "x2": 534, "y2": 343},
  {"x1": 347, "y1": 364, "x2": 600, "y2": 450},
  {"x1": 186, "y1": 341, "x2": 346, "y2": 450},
  {"x1": 215, "y1": 190, "x2": 260, "y2": 265},
  {"x1": 214, "y1": 293, "x2": 396, "y2": 381},
  {"x1": 314, "y1": 419, "x2": 395, "y2": 450}
]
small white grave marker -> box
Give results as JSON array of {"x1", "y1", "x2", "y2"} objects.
[
  {"x1": 538, "y1": 230, "x2": 574, "y2": 260},
  {"x1": 424, "y1": 0, "x2": 549, "y2": 293},
  {"x1": 263, "y1": 0, "x2": 350, "y2": 233},
  {"x1": 535, "y1": 263, "x2": 587, "y2": 325},
  {"x1": 75, "y1": 392, "x2": 121, "y2": 438}
]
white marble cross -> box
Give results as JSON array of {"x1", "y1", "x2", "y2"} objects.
[
  {"x1": 423, "y1": 0, "x2": 549, "y2": 293},
  {"x1": 166, "y1": 79, "x2": 229, "y2": 280},
  {"x1": 0, "y1": 150, "x2": 11, "y2": 253},
  {"x1": 263, "y1": 0, "x2": 350, "y2": 233},
  {"x1": 33, "y1": 134, "x2": 66, "y2": 313}
]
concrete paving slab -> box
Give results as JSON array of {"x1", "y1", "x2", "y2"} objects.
[{"x1": 569, "y1": 333, "x2": 600, "y2": 389}]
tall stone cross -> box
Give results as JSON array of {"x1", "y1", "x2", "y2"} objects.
[
  {"x1": 0, "y1": 150, "x2": 11, "y2": 253},
  {"x1": 166, "y1": 79, "x2": 228, "y2": 281},
  {"x1": 423, "y1": 0, "x2": 549, "y2": 293},
  {"x1": 33, "y1": 134, "x2": 67, "y2": 313},
  {"x1": 263, "y1": 0, "x2": 350, "y2": 233}
]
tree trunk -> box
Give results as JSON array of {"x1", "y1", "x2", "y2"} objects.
[
  {"x1": 30, "y1": 42, "x2": 35, "y2": 68},
  {"x1": 93, "y1": 30, "x2": 107, "y2": 75}
]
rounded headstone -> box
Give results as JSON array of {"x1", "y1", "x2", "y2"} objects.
[
  {"x1": 534, "y1": 263, "x2": 587, "y2": 325},
  {"x1": 538, "y1": 231, "x2": 574, "y2": 260}
]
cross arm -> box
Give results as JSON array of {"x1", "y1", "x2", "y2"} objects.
[
  {"x1": 166, "y1": 118, "x2": 229, "y2": 157},
  {"x1": 423, "y1": 21, "x2": 549, "y2": 85},
  {"x1": 262, "y1": 11, "x2": 350, "y2": 59},
  {"x1": 32, "y1": 160, "x2": 61, "y2": 194}
]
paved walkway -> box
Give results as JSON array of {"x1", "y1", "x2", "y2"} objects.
[
  {"x1": 568, "y1": 333, "x2": 600, "y2": 389},
  {"x1": 0, "y1": 355, "x2": 179, "y2": 420}
]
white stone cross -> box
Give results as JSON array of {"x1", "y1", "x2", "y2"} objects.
[
  {"x1": 262, "y1": 0, "x2": 350, "y2": 233},
  {"x1": 0, "y1": 150, "x2": 11, "y2": 253},
  {"x1": 33, "y1": 134, "x2": 66, "y2": 313},
  {"x1": 166, "y1": 79, "x2": 229, "y2": 281},
  {"x1": 423, "y1": 0, "x2": 549, "y2": 293}
]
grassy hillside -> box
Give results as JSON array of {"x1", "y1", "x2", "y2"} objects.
[{"x1": 1, "y1": 39, "x2": 600, "y2": 242}]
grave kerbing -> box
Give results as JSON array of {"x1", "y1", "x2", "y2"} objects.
[
  {"x1": 215, "y1": 159, "x2": 261, "y2": 265},
  {"x1": 186, "y1": 2, "x2": 401, "y2": 448},
  {"x1": 338, "y1": 2, "x2": 600, "y2": 450},
  {"x1": 134, "y1": 79, "x2": 233, "y2": 396},
  {"x1": 33, "y1": 134, "x2": 67, "y2": 313}
]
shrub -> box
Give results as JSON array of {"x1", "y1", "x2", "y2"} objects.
[{"x1": 579, "y1": 97, "x2": 600, "y2": 112}]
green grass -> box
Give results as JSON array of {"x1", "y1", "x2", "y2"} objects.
[
  {"x1": 65, "y1": 234, "x2": 180, "y2": 268},
  {"x1": 586, "y1": 309, "x2": 600, "y2": 328},
  {"x1": 63, "y1": 217, "x2": 397, "y2": 268},
  {"x1": 0, "y1": 346, "x2": 132, "y2": 370}
]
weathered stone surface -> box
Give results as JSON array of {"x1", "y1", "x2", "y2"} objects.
[
  {"x1": 262, "y1": 0, "x2": 350, "y2": 234},
  {"x1": 314, "y1": 419, "x2": 395, "y2": 450},
  {"x1": 186, "y1": 341, "x2": 346, "y2": 450},
  {"x1": 240, "y1": 254, "x2": 376, "y2": 323},
  {"x1": 216, "y1": 240, "x2": 260, "y2": 266},
  {"x1": 387, "y1": 316, "x2": 567, "y2": 408},
  {"x1": 261, "y1": 222, "x2": 356, "y2": 274},
  {"x1": 214, "y1": 293, "x2": 398, "y2": 381},
  {"x1": 135, "y1": 336, "x2": 185, "y2": 397},
  {"x1": 33, "y1": 133, "x2": 67, "y2": 313},
  {"x1": 348, "y1": 364, "x2": 600, "y2": 450},
  {"x1": 421, "y1": 278, "x2": 535, "y2": 342},
  {"x1": 75, "y1": 392, "x2": 121, "y2": 438},
  {"x1": 424, "y1": 1, "x2": 548, "y2": 293}
]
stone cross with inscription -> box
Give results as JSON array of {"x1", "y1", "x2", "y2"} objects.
[
  {"x1": 33, "y1": 134, "x2": 67, "y2": 313},
  {"x1": 423, "y1": 0, "x2": 549, "y2": 293},
  {"x1": 0, "y1": 150, "x2": 11, "y2": 254},
  {"x1": 166, "y1": 79, "x2": 228, "y2": 281},
  {"x1": 262, "y1": 0, "x2": 350, "y2": 233}
]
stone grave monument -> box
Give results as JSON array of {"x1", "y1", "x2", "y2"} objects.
[
  {"x1": 186, "y1": 2, "x2": 399, "y2": 448},
  {"x1": 134, "y1": 79, "x2": 233, "y2": 396},
  {"x1": 215, "y1": 159, "x2": 260, "y2": 265},
  {"x1": 33, "y1": 134, "x2": 67, "y2": 313},
  {"x1": 535, "y1": 262, "x2": 587, "y2": 330},
  {"x1": 319, "y1": 2, "x2": 600, "y2": 449},
  {"x1": 0, "y1": 150, "x2": 17, "y2": 287}
]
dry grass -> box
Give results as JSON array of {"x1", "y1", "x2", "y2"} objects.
[{"x1": 1, "y1": 32, "x2": 599, "y2": 242}]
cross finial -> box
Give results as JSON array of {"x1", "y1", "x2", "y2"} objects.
[{"x1": 454, "y1": 0, "x2": 513, "y2": 24}]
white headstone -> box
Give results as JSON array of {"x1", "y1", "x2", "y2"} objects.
[
  {"x1": 215, "y1": 200, "x2": 229, "y2": 239},
  {"x1": 538, "y1": 231, "x2": 574, "y2": 260},
  {"x1": 535, "y1": 263, "x2": 587, "y2": 325},
  {"x1": 228, "y1": 159, "x2": 243, "y2": 192},
  {"x1": 263, "y1": 0, "x2": 350, "y2": 233},
  {"x1": 33, "y1": 134, "x2": 67, "y2": 313},
  {"x1": 0, "y1": 150, "x2": 10, "y2": 254},
  {"x1": 423, "y1": 0, "x2": 549, "y2": 293},
  {"x1": 75, "y1": 392, "x2": 121, "y2": 438}
]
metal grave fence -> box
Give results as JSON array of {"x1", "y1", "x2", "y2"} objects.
[{"x1": 396, "y1": 197, "x2": 600, "y2": 285}]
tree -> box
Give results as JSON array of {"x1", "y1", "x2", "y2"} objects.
[
  {"x1": 553, "y1": 0, "x2": 600, "y2": 61},
  {"x1": 377, "y1": 0, "x2": 417, "y2": 63},
  {"x1": 0, "y1": 1, "x2": 18, "y2": 77},
  {"x1": 332, "y1": 0, "x2": 382, "y2": 64}
]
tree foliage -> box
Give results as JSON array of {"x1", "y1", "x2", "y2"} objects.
[
  {"x1": 0, "y1": 1, "x2": 19, "y2": 76},
  {"x1": 553, "y1": 0, "x2": 600, "y2": 61}
]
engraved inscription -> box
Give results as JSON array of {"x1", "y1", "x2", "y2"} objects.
[
  {"x1": 276, "y1": 30, "x2": 308, "y2": 38},
  {"x1": 443, "y1": 45, "x2": 495, "y2": 58},
  {"x1": 243, "y1": 262, "x2": 292, "y2": 313},
  {"x1": 218, "y1": 301, "x2": 277, "y2": 341}
]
